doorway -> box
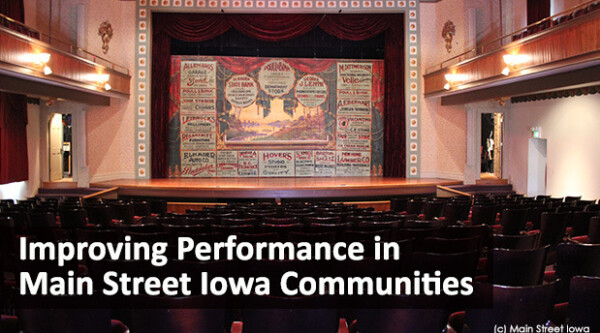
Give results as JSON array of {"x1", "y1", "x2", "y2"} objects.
[
  {"x1": 480, "y1": 113, "x2": 504, "y2": 180},
  {"x1": 48, "y1": 113, "x2": 73, "y2": 182}
]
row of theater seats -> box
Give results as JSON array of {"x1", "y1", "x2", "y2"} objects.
[
  {"x1": 1, "y1": 194, "x2": 600, "y2": 332},
  {"x1": 512, "y1": 1, "x2": 600, "y2": 41},
  {"x1": 4, "y1": 276, "x2": 598, "y2": 333}
]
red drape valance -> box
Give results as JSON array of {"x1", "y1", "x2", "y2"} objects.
[{"x1": 152, "y1": 13, "x2": 405, "y2": 178}]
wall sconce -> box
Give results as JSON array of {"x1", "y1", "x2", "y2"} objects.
[
  {"x1": 22, "y1": 53, "x2": 52, "y2": 75},
  {"x1": 86, "y1": 73, "x2": 111, "y2": 90},
  {"x1": 502, "y1": 54, "x2": 531, "y2": 76},
  {"x1": 444, "y1": 73, "x2": 468, "y2": 90}
]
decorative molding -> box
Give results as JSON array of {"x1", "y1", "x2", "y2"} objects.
[
  {"x1": 511, "y1": 85, "x2": 600, "y2": 103},
  {"x1": 442, "y1": 20, "x2": 455, "y2": 53},
  {"x1": 134, "y1": 0, "x2": 421, "y2": 179},
  {"x1": 90, "y1": 172, "x2": 136, "y2": 183},
  {"x1": 98, "y1": 21, "x2": 113, "y2": 54},
  {"x1": 421, "y1": 171, "x2": 464, "y2": 181}
]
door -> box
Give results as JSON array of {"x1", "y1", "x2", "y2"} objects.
[
  {"x1": 480, "y1": 113, "x2": 504, "y2": 180},
  {"x1": 527, "y1": 138, "x2": 547, "y2": 197},
  {"x1": 49, "y1": 113, "x2": 63, "y2": 181}
]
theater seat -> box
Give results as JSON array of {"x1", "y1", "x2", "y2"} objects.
[
  {"x1": 487, "y1": 246, "x2": 548, "y2": 286},
  {"x1": 128, "y1": 295, "x2": 226, "y2": 333},
  {"x1": 456, "y1": 280, "x2": 559, "y2": 332},
  {"x1": 241, "y1": 296, "x2": 341, "y2": 333},
  {"x1": 567, "y1": 276, "x2": 600, "y2": 331},
  {"x1": 1, "y1": 315, "x2": 18, "y2": 333},
  {"x1": 350, "y1": 308, "x2": 448, "y2": 333}
]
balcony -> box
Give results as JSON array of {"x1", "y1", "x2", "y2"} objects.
[
  {"x1": 424, "y1": 1, "x2": 600, "y2": 105},
  {"x1": 0, "y1": 14, "x2": 130, "y2": 106}
]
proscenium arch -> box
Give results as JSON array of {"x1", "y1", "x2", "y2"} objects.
[{"x1": 134, "y1": 0, "x2": 421, "y2": 179}]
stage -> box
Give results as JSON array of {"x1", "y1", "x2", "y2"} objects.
[{"x1": 91, "y1": 177, "x2": 462, "y2": 201}]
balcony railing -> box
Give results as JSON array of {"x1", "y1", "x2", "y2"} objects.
[
  {"x1": 425, "y1": 0, "x2": 600, "y2": 75},
  {"x1": 0, "y1": 12, "x2": 128, "y2": 75}
]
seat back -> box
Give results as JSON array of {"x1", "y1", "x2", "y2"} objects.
[
  {"x1": 288, "y1": 231, "x2": 336, "y2": 243},
  {"x1": 568, "y1": 276, "x2": 600, "y2": 331},
  {"x1": 500, "y1": 208, "x2": 528, "y2": 235},
  {"x1": 243, "y1": 308, "x2": 337, "y2": 333},
  {"x1": 571, "y1": 211, "x2": 596, "y2": 237},
  {"x1": 556, "y1": 242, "x2": 600, "y2": 301},
  {"x1": 242, "y1": 296, "x2": 338, "y2": 333},
  {"x1": 411, "y1": 250, "x2": 479, "y2": 279},
  {"x1": 470, "y1": 204, "x2": 498, "y2": 226},
  {"x1": 556, "y1": 242, "x2": 600, "y2": 281},
  {"x1": 132, "y1": 200, "x2": 151, "y2": 217},
  {"x1": 488, "y1": 246, "x2": 548, "y2": 286},
  {"x1": 422, "y1": 200, "x2": 446, "y2": 220},
  {"x1": 351, "y1": 307, "x2": 448, "y2": 333},
  {"x1": 128, "y1": 295, "x2": 226, "y2": 333},
  {"x1": 17, "y1": 300, "x2": 112, "y2": 333},
  {"x1": 84, "y1": 204, "x2": 115, "y2": 227},
  {"x1": 492, "y1": 233, "x2": 539, "y2": 250},
  {"x1": 108, "y1": 202, "x2": 135, "y2": 225},
  {"x1": 464, "y1": 280, "x2": 559, "y2": 332},
  {"x1": 437, "y1": 225, "x2": 491, "y2": 249},
  {"x1": 406, "y1": 198, "x2": 425, "y2": 215},
  {"x1": 418, "y1": 236, "x2": 480, "y2": 254},
  {"x1": 588, "y1": 216, "x2": 600, "y2": 244},
  {"x1": 443, "y1": 201, "x2": 471, "y2": 225},
  {"x1": 59, "y1": 208, "x2": 88, "y2": 228},
  {"x1": 539, "y1": 212, "x2": 569, "y2": 247}
]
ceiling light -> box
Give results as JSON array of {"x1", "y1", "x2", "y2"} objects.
[
  {"x1": 22, "y1": 52, "x2": 51, "y2": 65},
  {"x1": 38, "y1": 53, "x2": 51, "y2": 64},
  {"x1": 444, "y1": 74, "x2": 468, "y2": 82},
  {"x1": 444, "y1": 73, "x2": 468, "y2": 90},
  {"x1": 503, "y1": 54, "x2": 531, "y2": 66},
  {"x1": 43, "y1": 66, "x2": 53, "y2": 75},
  {"x1": 87, "y1": 73, "x2": 110, "y2": 82}
]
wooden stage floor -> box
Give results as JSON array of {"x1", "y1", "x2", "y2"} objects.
[{"x1": 92, "y1": 177, "x2": 462, "y2": 201}]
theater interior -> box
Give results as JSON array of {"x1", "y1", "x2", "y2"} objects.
[{"x1": 1, "y1": 0, "x2": 599, "y2": 332}]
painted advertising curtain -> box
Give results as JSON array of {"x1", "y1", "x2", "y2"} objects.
[{"x1": 152, "y1": 14, "x2": 405, "y2": 178}]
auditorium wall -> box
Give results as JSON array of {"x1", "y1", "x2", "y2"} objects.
[
  {"x1": 83, "y1": 0, "x2": 136, "y2": 183},
  {"x1": 505, "y1": 95, "x2": 600, "y2": 199},
  {"x1": 0, "y1": 0, "x2": 136, "y2": 199},
  {"x1": 419, "y1": 1, "x2": 465, "y2": 180},
  {"x1": 550, "y1": 0, "x2": 589, "y2": 15},
  {"x1": 418, "y1": 0, "x2": 506, "y2": 180}
]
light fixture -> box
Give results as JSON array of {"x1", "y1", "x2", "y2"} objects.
[
  {"x1": 86, "y1": 73, "x2": 110, "y2": 82},
  {"x1": 444, "y1": 73, "x2": 468, "y2": 90},
  {"x1": 86, "y1": 73, "x2": 111, "y2": 90},
  {"x1": 37, "y1": 53, "x2": 51, "y2": 64},
  {"x1": 502, "y1": 53, "x2": 531, "y2": 76},
  {"x1": 22, "y1": 52, "x2": 52, "y2": 75}
]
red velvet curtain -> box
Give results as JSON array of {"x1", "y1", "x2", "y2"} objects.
[
  {"x1": 0, "y1": 0, "x2": 29, "y2": 185},
  {"x1": 152, "y1": 13, "x2": 405, "y2": 178},
  {"x1": 527, "y1": 0, "x2": 551, "y2": 25}
]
